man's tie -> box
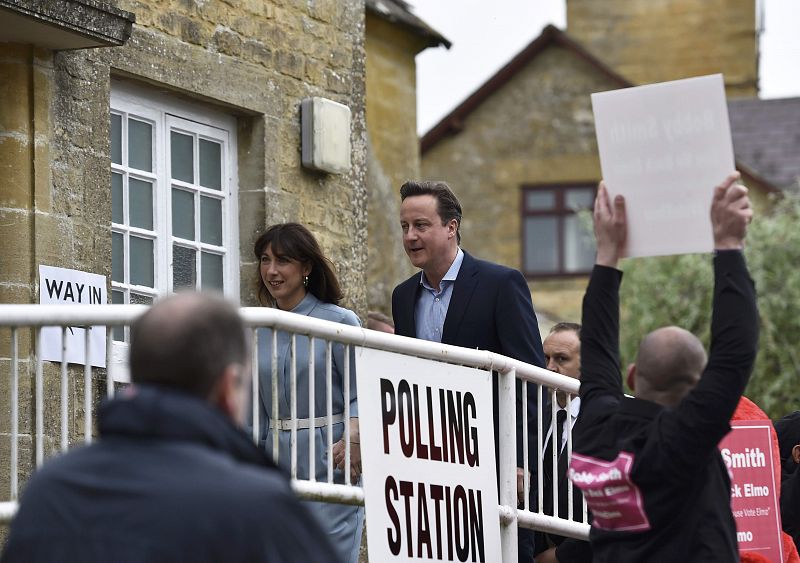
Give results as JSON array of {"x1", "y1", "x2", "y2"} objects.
[{"x1": 545, "y1": 409, "x2": 568, "y2": 476}]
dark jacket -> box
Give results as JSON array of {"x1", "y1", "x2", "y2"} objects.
[
  {"x1": 392, "y1": 250, "x2": 545, "y2": 562},
  {"x1": 392, "y1": 250, "x2": 545, "y2": 466},
  {"x1": 572, "y1": 251, "x2": 758, "y2": 562},
  {"x1": 1, "y1": 385, "x2": 340, "y2": 563},
  {"x1": 782, "y1": 464, "x2": 800, "y2": 552}
]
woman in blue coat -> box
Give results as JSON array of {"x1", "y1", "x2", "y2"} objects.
[{"x1": 254, "y1": 223, "x2": 363, "y2": 563}]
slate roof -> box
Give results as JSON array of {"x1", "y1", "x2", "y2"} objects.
[
  {"x1": 728, "y1": 97, "x2": 800, "y2": 191},
  {"x1": 366, "y1": 0, "x2": 451, "y2": 49}
]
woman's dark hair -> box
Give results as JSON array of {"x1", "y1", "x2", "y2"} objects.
[{"x1": 253, "y1": 223, "x2": 343, "y2": 306}]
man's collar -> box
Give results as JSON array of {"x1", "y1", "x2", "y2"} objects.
[
  {"x1": 420, "y1": 248, "x2": 464, "y2": 289},
  {"x1": 557, "y1": 396, "x2": 581, "y2": 417}
]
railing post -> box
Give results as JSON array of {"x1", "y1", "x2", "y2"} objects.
[{"x1": 498, "y1": 366, "x2": 518, "y2": 562}]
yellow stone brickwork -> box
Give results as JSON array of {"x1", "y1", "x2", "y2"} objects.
[
  {"x1": 364, "y1": 13, "x2": 427, "y2": 313},
  {"x1": 567, "y1": 0, "x2": 758, "y2": 97}
]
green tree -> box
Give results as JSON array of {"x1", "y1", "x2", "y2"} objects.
[{"x1": 617, "y1": 193, "x2": 800, "y2": 418}]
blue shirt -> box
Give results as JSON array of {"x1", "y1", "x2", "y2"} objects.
[{"x1": 414, "y1": 248, "x2": 464, "y2": 342}]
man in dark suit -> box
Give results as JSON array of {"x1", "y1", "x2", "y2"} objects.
[
  {"x1": 391, "y1": 180, "x2": 546, "y2": 562},
  {"x1": 775, "y1": 411, "x2": 800, "y2": 552},
  {"x1": 535, "y1": 323, "x2": 591, "y2": 563}
]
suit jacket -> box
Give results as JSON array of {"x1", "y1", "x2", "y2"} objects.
[
  {"x1": 392, "y1": 250, "x2": 546, "y2": 562},
  {"x1": 541, "y1": 405, "x2": 585, "y2": 522},
  {"x1": 392, "y1": 250, "x2": 545, "y2": 468},
  {"x1": 534, "y1": 404, "x2": 592, "y2": 562}
]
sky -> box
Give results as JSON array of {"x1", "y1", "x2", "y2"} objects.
[{"x1": 407, "y1": 0, "x2": 800, "y2": 134}]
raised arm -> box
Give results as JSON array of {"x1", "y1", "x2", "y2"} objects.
[
  {"x1": 579, "y1": 182, "x2": 627, "y2": 405},
  {"x1": 664, "y1": 173, "x2": 759, "y2": 471}
]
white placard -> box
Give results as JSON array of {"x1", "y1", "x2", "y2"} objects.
[
  {"x1": 356, "y1": 347, "x2": 501, "y2": 562},
  {"x1": 592, "y1": 74, "x2": 736, "y2": 257},
  {"x1": 39, "y1": 265, "x2": 107, "y2": 368}
]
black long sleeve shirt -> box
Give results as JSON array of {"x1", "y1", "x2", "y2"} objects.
[{"x1": 569, "y1": 251, "x2": 758, "y2": 562}]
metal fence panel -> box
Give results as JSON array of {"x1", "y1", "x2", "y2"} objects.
[{"x1": 0, "y1": 304, "x2": 590, "y2": 558}]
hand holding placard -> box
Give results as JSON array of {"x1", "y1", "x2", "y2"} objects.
[
  {"x1": 593, "y1": 181, "x2": 627, "y2": 268},
  {"x1": 710, "y1": 172, "x2": 752, "y2": 250}
]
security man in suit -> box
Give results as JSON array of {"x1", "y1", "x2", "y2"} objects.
[
  {"x1": 391, "y1": 180, "x2": 546, "y2": 562},
  {"x1": 536, "y1": 323, "x2": 591, "y2": 563}
]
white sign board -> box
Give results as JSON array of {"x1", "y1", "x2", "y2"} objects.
[
  {"x1": 39, "y1": 265, "x2": 107, "y2": 368},
  {"x1": 592, "y1": 74, "x2": 736, "y2": 257},
  {"x1": 356, "y1": 347, "x2": 501, "y2": 562}
]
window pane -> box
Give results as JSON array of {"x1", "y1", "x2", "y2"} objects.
[
  {"x1": 111, "y1": 290, "x2": 125, "y2": 341},
  {"x1": 200, "y1": 196, "x2": 223, "y2": 245},
  {"x1": 130, "y1": 236, "x2": 155, "y2": 287},
  {"x1": 199, "y1": 139, "x2": 222, "y2": 190},
  {"x1": 111, "y1": 114, "x2": 122, "y2": 165},
  {"x1": 172, "y1": 188, "x2": 195, "y2": 240},
  {"x1": 130, "y1": 293, "x2": 154, "y2": 305},
  {"x1": 112, "y1": 232, "x2": 124, "y2": 282},
  {"x1": 112, "y1": 173, "x2": 123, "y2": 224},
  {"x1": 128, "y1": 119, "x2": 153, "y2": 172},
  {"x1": 525, "y1": 190, "x2": 555, "y2": 210},
  {"x1": 171, "y1": 131, "x2": 194, "y2": 182},
  {"x1": 173, "y1": 245, "x2": 197, "y2": 289},
  {"x1": 565, "y1": 188, "x2": 595, "y2": 210},
  {"x1": 201, "y1": 252, "x2": 223, "y2": 291},
  {"x1": 524, "y1": 217, "x2": 558, "y2": 273},
  {"x1": 564, "y1": 215, "x2": 595, "y2": 273},
  {"x1": 129, "y1": 178, "x2": 154, "y2": 230}
]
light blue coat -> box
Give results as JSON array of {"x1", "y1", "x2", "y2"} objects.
[{"x1": 257, "y1": 292, "x2": 363, "y2": 563}]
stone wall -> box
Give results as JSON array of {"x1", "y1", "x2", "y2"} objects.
[
  {"x1": 567, "y1": 0, "x2": 758, "y2": 97},
  {"x1": 364, "y1": 13, "x2": 422, "y2": 314},
  {"x1": 109, "y1": 0, "x2": 368, "y2": 314}
]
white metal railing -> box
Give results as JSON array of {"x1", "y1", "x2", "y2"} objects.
[{"x1": 0, "y1": 304, "x2": 590, "y2": 559}]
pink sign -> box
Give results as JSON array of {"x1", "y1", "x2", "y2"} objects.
[
  {"x1": 569, "y1": 451, "x2": 650, "y2": 532},
  {"x1": 719, "y1": 423, "x2": 784, "y2": 562}
]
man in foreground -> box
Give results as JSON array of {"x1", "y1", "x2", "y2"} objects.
[
  {"x1": 2, "y1": 293, "x2": 338, "y2": 563},
  {"x1": 570, "y1": 173, "x2": 758, "y2": 561}
]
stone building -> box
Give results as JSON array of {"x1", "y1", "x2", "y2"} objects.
[
  {"x1": 420, "y1": 0, "x2": 786, "y2": 326},
  {"x1": 2, "y1": 0, "x2": 369, "y2": 315}
]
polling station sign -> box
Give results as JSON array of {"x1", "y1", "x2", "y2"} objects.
[
  {"x1": 39, "y1": 265, "x2": 107, "y2": 368},
  {"x1": 719, "y1": 422, "x2": 784, "y2": 562},
  {"x1": 356, "y1": 347, "x2": 501, "y2": 562}
]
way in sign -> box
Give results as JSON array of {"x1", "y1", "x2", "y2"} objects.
[{"x1": 44, "y1": 279, "x2": 103, "y2": 304}]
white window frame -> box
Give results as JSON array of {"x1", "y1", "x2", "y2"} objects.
[{"x1": 110, "y1": 80, "x2": 240, "y2": 380}]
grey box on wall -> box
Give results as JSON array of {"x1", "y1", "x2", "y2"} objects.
[{"x1": 301, "y1": 97, "x2": 352, "y2": 175}]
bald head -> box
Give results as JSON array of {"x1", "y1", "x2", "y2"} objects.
[
  {"x1": 129, "y1": 293, "x2": 248, "y2": 399},
  {"x1": 633, "y1": 326, "x2": 707, "y2": 407}
]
